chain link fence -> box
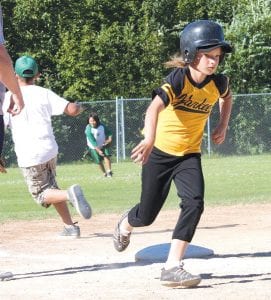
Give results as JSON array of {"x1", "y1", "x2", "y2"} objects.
[{"x1": 3, "y1": 93, "x2": 271, "y2": 166}]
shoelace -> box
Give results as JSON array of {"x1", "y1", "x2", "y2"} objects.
[
  {"x1": 120, "y1": 234, "x2": 130, "y2": 244},
  {"x1": 174, "y1": 267, "x2": 195, "y2": 280}
]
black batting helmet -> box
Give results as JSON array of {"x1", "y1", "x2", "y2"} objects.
[{"x1": 180, "y1": 20, "x2": 232, "y2": 64}]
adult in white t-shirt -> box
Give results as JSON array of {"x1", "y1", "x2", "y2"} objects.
[{"x1": 3, "y1": 55, "x2": 92, "y2": 237}]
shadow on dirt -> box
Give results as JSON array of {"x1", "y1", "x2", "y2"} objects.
[
  {"x1": 8, "y1": 261, "x2": 153, "y2": 281},
  {"x1": 200, "y1": 272, "x2": 271, "y2": 287},
  {"x1": 210, "y1": 251, "x2": 271, "y2": 258}
]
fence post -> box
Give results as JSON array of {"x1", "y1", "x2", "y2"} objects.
[
  {"x1": 116, "y1": 96, "x2": 126, "y2": 162},
  {"x1": 120, "y1": 97, "x2": 126, "y2": 160},
  {"x1": 115, "y1": 96, "x2": 119, "y2": 163}
]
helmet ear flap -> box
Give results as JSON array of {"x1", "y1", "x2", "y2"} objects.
[{"x1": 181, "y1": 47, "x2": 196, "y2": 64}]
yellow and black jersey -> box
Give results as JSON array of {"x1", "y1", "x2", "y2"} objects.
[{"x1": 152, "y1": 67, "x2": 230, "y2": 156}]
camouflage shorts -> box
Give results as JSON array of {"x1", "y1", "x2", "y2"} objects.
[{"x1": 21, "y1": 157, "x2": 59, "y2": 208}]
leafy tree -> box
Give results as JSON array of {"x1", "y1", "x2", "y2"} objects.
[
  {"x1": 3, "y1": 0, "x2": 271, "y2": 97},
  {"x1": 1, "y1": 0, "x2": 17, "y2": 57},
  {"x1": 224, "y1": 0, "x2": 271, "y2": 93},
  {"x1": 1, "y1": 0, "x2": 270, "y2": 161},
  {"x1": 56, "y1": 0, "x2": 180, "y2": 100},
  {"x1": 176, "y1": 0, "x2": 245, "y2": 24}
]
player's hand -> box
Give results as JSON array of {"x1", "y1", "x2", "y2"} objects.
[
  {"x1": 131, "y1": 139, "x2": 153, "y2": 165},
  {"x1": 97, "y1": 148, "x2": 104, "y2": 156},
  {"x1": 7, "y1": 94, "x2": 24, "y2": 116},
  {"x1": 212, "y1": 124, "x2": 227, "y2": 145}
]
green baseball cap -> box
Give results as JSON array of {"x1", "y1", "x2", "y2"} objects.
[{"x1": 15, "y1": 55, "x2": 39, "y2": 78}]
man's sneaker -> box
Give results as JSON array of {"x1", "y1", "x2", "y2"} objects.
[
  {"x1": 67, "y1": 184, "x2": 92, "y2": 219},
  {"x1": 113, "y1": 211, "x2": 131, "y2": 252},
  {"x1": 59, "y1": 223, "x2": 80, "y2": 238},
  {"x1": 0, "y1": 271, "x2": 13, "y2": 281},
  {"x1": 106, "y1": 171, "x2": 113, "y2": 177},
  {"x1": 160, "y1": 265, "x2": 201, "y2": 287}
]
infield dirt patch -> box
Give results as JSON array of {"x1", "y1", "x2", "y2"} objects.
[{"x1": 1, "y1": 203, "x2": 271, "y2": 299}]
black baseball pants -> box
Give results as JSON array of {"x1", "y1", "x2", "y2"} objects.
[{"x1": 128, "y1": 147, "x2": 204, "y2": 242}]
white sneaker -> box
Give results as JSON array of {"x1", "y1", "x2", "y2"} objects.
[
  {"x1": 160, "y1": 265, "x2": 201, "y2": 287},
  {"x1": 59, "y1": 223, "x2": 80, "y2": 238},
  {"x1": 67, "y1": 184, "x2": 92, "y2": 219}
]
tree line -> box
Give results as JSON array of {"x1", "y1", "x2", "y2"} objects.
[
  {"x1": 2, "y1": 0, "x2": 271, "y2": 99},
  {"x1": 2, "y1": 0, "x2": 270, "y2": 158}
]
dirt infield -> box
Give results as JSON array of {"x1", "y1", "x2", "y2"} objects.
[{"x1": 0, "y1": 203, "x2": 270, "y2": 300}]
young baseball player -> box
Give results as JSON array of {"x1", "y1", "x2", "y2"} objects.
[
  {"x1": 113, "y1": 20, "x2": 233, "y2": 287},
  {"x1": 3, "y1": 55, "x2": 92, "y2": 238},
  {"x1": 85, "y1": 112, "x2": 113, "y2": 177}
]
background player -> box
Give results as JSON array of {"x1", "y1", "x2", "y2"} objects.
[{"x1": 85, "y1": 112, "x2": 113, "y2": 177}]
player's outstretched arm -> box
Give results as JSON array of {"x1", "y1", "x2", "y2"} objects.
[{"x1": 0, "y1": 45, "x2": 24, "y2": 115}]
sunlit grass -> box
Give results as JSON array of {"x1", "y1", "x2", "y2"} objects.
[{"x1": 0, "y1": 154, "x2": 270, "y2": 221}]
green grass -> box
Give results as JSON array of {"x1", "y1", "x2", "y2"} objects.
[
  {"x1": 203, "y1": 154, "x2": 270, "y2": 204},
  {"x1": 0, "y1": 154, "x2": 270, "y2": 221}
]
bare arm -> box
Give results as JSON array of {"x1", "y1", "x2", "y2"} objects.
[
  {"x1": 131, "y1": 95, "x2": 165, "y2": 164},
  {"x1": 103, "y1": 135, "x2": 112, "y2": 146},
  {"x1": 212, "y1": 90, "x2": 233, "y2": 145},
  {"x1": 0, "y1": 45, "x2": 24, "y2": 115}
]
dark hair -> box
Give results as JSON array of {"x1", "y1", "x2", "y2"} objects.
[
  {"x1": 20, "y1": 77, "x2": 35, "y2": 84},
  {"x1": 87, "y1": 112, "x2": 100, "y2": 127}
]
